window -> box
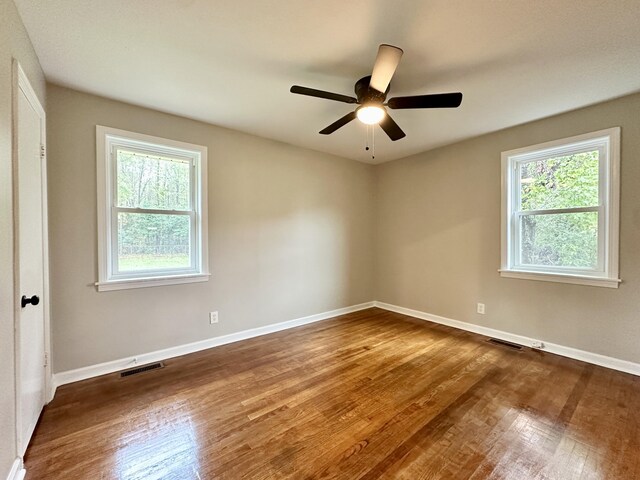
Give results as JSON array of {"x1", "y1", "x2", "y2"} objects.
[
  {"x1": 96, "y1": 126, "x2": 208, "y2": 291},
  {"x1": 501, "y1": 128, "x2": 620, "y2": 288}
]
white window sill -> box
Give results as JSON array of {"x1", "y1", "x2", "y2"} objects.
[
  {"x1": 499, "y1": 269, "x2": 620, "y2": 288},
  {"x1": 96, "y1": 273, "x2": 210, "y2": 292}
]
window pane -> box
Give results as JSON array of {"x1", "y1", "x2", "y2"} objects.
[
  {"x1": 117, "y1": 212, "x2": 190, "y2": 271},
  {"x1": 520, "y1": 212, "x2": 598, "y2": 268},
  {"x1": 117, "y1": 150, "x2": 190, "y2": 210},
  {"x1": 519, "y1": 150, "x2": 599, "y2": 211}
]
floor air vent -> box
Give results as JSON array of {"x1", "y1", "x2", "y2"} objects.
[
  {"x1": 487, "y1": 338, "x2": 523, "y2": 350},
  {"x1": 120, "y1": 362, "x2": 164, "y2": 377}
]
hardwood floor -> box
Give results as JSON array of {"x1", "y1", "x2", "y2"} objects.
[{"x1": 25, "y1": 308, "x2": 640, "y2": 479}]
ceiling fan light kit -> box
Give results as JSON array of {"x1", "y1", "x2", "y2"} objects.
[
  {"x1": 290, "y1": 44, "x2": 464, "y2": 149},
  {"x1": 356, "y1": 105, "x2": 386, "y2": 125}
]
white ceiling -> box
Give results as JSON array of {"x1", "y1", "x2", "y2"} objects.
[{"x1": 14, "y1": 0, "x2": 640, "y2": 164}]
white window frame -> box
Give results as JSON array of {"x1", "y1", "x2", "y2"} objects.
[
  {"x1": 500, "y1": 127, "x2": 620, "y2": 288},
  {"x1": 96, "y1": 126, "x2": 209, "y2": 291}
]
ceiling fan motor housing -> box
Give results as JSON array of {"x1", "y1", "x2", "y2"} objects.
[{"x1": 355, "y1": 75, "x2": 388, "y2": 105}]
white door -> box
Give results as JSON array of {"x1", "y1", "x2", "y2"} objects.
[{"x1": 15, "y1": 64, "x2": 47, "y2": 455}]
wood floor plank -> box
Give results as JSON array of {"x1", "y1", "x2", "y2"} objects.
[{"x1": 24, "y1": 308, "x2": 640, "y2": 479}]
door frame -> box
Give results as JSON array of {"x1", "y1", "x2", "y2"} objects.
[{"x1": 12, "y1": 58, "x2": 52, "y2": 458}]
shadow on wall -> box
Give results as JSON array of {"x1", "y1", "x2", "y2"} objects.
[
  {"x1": 377, "y1": 146, "x2": 496, "y2": 313},
  {"x1": 375, "y1": 99, "x2": 640, "y2": 363},
  {"x1": 210, "y1": 143, "x2": 372, "y2": 330}
]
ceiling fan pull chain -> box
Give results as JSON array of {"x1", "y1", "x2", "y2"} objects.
[
  {"x1": 372, "y1": 126, "x2": 375, "y2": 160},
  {"x1": 365, "y1": 125, "x2": 370, "y2": 152}
]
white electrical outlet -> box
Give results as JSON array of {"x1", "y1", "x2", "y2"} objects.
[
  {"x1": 477, "y1": 303, "x2": 485, "y2": 315},
  {"x1": 209, "y1": 311, "x2": 219, "y2": 324}
]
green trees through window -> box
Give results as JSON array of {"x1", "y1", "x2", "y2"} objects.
[
  {"x1": 518, "y1": 151, "x2": 599, "y2": 268},
  {"x1": 116, "y1": 150, "x2": 191, "y2": 271}
]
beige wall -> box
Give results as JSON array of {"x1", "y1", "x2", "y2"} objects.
[
  {"x1": 0, "y1": 0, "x2": 46, "y2": 475},
  {"x1": 375, "y1": 92, "x2": 640, "y2": 364},
  {"x1": 47, "y1": 84, "x2": 375, "y2": 373},
  {"x1": 48, "y1": 85, "x2": 640, "y2": 376}
]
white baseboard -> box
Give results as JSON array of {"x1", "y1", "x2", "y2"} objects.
[
  {"x1": 52, "y1": 301, "x2": 375, "y2": 391},
  {"x1": 51, "y1": 299, "x2": 639, "y2": 395},
  {"x1": 6, "y1": 459, "x2": 25, "y2": 480},
  {"x1": 374, "y1": 301, "x2": 640, "y2": 377}
]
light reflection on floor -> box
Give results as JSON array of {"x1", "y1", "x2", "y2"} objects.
[
  {"x1": 115, "y1": 410, "x2": 201, "y2": 480},
  {"x1": 499, "y1": 408, "x2": 606, "y2": 480}
]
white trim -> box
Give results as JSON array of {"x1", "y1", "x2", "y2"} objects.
[
  {"x1": 113, "y1": 206, "x2": 193, "y2": 216},
  {"x1": 606, "y1": 127, "x2": 621, "y2": 282},
  {"x1": 96, "y1": 125, "x2": 209, "y2": 290},
  {"x1": 95, "y1": 272, "x2": 211, "y2": 291},
  {"x1": 498, "y1": 269, "x2": 620, "y2": 288},
  {"x1": 12, "y1": 60, "x2": 52, "y2": 462},
  {"x1": 5, "y1": 458, "x2": 25, "y2": 480},
  {"x1": 500, "y1": 127, "x2": 621, "y2": 287},
  {"x1": 500, "y1": 129, "x2": 619, "y2": 160},
  {"x1": 517, "y1": 206, "x2": 599, "y2": 216},
  {"x1": 52, "y1": 302, "x2": 375, "y2": 389},
  {"x1": 374, "y1": 302, "x2": 640, "y2": 377}
]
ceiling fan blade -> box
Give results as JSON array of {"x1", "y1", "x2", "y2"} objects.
[
  {"x1": 369, "y1": 44, "x2": 404, "y2": 93},
  {"x1": 319, "y1": 111, "x2": 357, "y2": 135},
  {"x1": 290, "y1": 85, "x2": 357, "y2": 104},
  {"x1": 387, "y1": 92, "x2": 463, "y2": 109},
  {"x1": 379, "y1": 113, "x2": 406, "y2": 141}
]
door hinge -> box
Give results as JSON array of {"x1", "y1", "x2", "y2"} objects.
[
  {"x1": 40, "y1": 144, "x2": 46, "y2": 159},
  {"x1": 44, "y1": 352, "x2": 49, "y2": 368}
]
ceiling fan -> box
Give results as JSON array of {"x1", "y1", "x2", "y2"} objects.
[{"x1": 290, "y1": 44, "x2": 463, "y2": 141}]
